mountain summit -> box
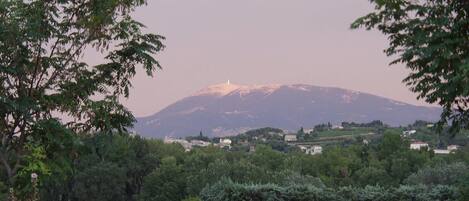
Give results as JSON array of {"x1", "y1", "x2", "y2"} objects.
[{"x1": 134, "y1": 83, "x2": 441, "y2": 138}]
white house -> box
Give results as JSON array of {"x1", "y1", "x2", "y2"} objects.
[
  {"x1": 310, "y1": 145, "x2": 323, "y2": 155},
  {"x1": 362, "y1": 139, "x2": 369, "y2": 145},
  {"x1": 220, "y1": 138, "x2": 232, "y2": 145},
  {"x1": 332, "y1": 125, "x2": 344, "y2": 130},
  {"x1": 299, "y1": 145, "x2": 323, "y2": 155},
  {"x1": 164, "y1": 137, "x2": 192, "y2": 151},
  {"x1": 190, "y1": 140, "x2": 211, "y2": 147},
  {"x1": 284, "y1": 134, "x2": 297, "y2": 142},
  {"x1": 434, "y1": 145, "x2": 459, "y2": 154},
  {"x1": 402, "y1": 130, "x2": 417, "y2": 136},
  {"x1": 448, "y1": 145, "x2": 460, "y2": 152},
  {"x1": 217, "y1": 138, "x2": 232, "y2": 149},
  {"x1": 410, "y1": 141, "x2": 429, "y2": 150},
  {"x1": 434, "y1": 149, "x2": 451, "y2": 154}
]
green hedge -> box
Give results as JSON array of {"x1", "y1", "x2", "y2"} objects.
[{"x1": 200, "y1": 179, "x2": 460, "y2": 201}]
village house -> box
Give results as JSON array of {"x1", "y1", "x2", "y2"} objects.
[
  {"x1": 362, "y1": 139, "x2": 369, "y2": 145},
  {"x1": 284, "y1": 134, "x2": 297, "y2": 142},
  {"x1": 410, "y1": 141, "x2": 429, "y2": 150},
  {"x1": 332, "y1": 125, "x2": 344, "y2": 130},
  {"x1": 434, "y1": 145, "x2": 460, "y2": 155},
  {"x1": 298, "y1": 145, "x2": 323, "y2": 155},
  {"x1": 217, "y1": 138, "x2": 232, "y2": 149},
  {"x1": 249, "y1": 145, "x2": 256, "y2": 153},
  {"x1": 448, "y1": 145, "x2": 460, "y2": 152},
  {"x1": 190, "y1": 140, "x2": 211, "y2": 147},
  {"x1": 433, "y1": 149, "x2": 450, "y2": 154},
  {"x1": 220, "y1": 138, "x2": 232, "y2": 145},
  {"x1": 402, "y1": 130, "x2": 417, "y2": 137},
  {"x1": 164, "y1": 136, "x2": 192, "y2": 152}
]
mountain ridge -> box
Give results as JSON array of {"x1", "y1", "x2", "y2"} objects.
[{"x1": 134, "y1": 83, "x2": 441, "y2": 138}]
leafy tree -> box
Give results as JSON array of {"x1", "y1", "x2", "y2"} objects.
[
  {"x1": 138, "y1": 157, "x2": 186, "y2": 201},
  {"x1": 405, "y1": 162, "x2": 469, "y2": 186},
  {"x1": 354, "y1": 166, "x2": 393, "y2": 187},
  {"x1": 317, "y1": 146, "x2": 361, "y2": 186},
  {"x1": 72, "y1": 161, "x2": 127, "y2": 201},
  {"x1": 352, "y1": 0, "x2": 469, "y2": 133},
  {"x1": 377, "y1": 131, "x2": 408, "y2": 160},
  {"x1": 249, "y1": 145, "x2": 285, "y2": 171},
  {"x1": 0, "y1": 0, "x2": 164, "y2": 193}
]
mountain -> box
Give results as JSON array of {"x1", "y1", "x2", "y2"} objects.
[{"x1": 134, "y1": 83, "x2": 441, "y2": 138}]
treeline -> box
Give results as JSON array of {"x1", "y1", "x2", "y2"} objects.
[
  {"x1": 201, "y1": 180, "x2": 460, "y2": 201},
  {"x1": 3, "y1": 131, "x2": 468, "y2": 201},
  {"x1": 341, "y1": 120, "x2": 386, "y2": 129}
]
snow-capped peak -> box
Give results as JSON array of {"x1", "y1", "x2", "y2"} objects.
[
  {"x1": 233, "y1": 84, "x2": 281, "y2": 96},
  {"x1": 193, "y1": 82, "x2": 281, "y2": 97},
  {"x1": 193, "y1": 82, "x2": 242, "y2": 96}
]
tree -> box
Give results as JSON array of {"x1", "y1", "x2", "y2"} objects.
[
  {"x1": 377, "y1": 131, "x2": 408, "y2": 160},
  {"x1": 72, "y1": 161, "x2": 127, "y2": 201},
  {"x1": 0, "y1": 0, "x2": 164, "y2": 192},
  {"x1": 404, "y1": 162, "x2": 469, "y2": 186},
  {"x1": 352, "y1": 0, "x2": 469, "y2": 133},
  {"x1": 138, "y1": 157, "x2": 186, "y2": 201}
]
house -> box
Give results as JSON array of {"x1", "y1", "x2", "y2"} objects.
[
  {"x1": 284, "y1": 134, "x2": 297, "y2": 142},
  {"x1": 332, "y1": 125, "x2": 344, "y2": 130},
  {"x1": 310, "y1": 145, "x2": 323, "y2": 155},
  {"x1": 304, "y1": 128, "x2": 315, "y2": 134},
  {"x1": 410, "y1": 141, "x2": 429, "y2": 150},
  {"x1": 219, "y1": 138, "x2": 232, "y2": 145},
  {"x1": 218, "y1": 138, "x2": 232, "y2": 149},
  {"x1": 164, "y1": 136, "x2": 192, "y2": 152},
  {"x1": 434, "y1": 149, "x2": 450, "y2": 154},
  {"x1": 433, "y1": 145, "x2": 459, "y2": 154},
  {"x1": 402, "y1": 130, "x2": 417, "y2": 136},
  {"x1": 249, "y1": 145, "x2": 256, "y2": 153},
  {"x1": 190, "y1": 140, "x2": 211, "y2": 147},
  {"x1": 128, "y1": 131, "x2": 138, "y2": 137},
  {"x1": 299, "y1": 145, "x2": 323, "y2": 155},
  {"x1": 447, "y1": 145, "x2": 460, "y2": 152},
  {"x1": 362, "y1": 139, "x2": 369, "y2": 145}
]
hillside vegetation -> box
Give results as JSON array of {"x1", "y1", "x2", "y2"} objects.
[{"x1": 10, "y1": 121, "x2": 468, "y2": 201}]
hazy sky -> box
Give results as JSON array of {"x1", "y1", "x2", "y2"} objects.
[{"x1": 103, "y1": 0, "x2": 432, "y2": 117}]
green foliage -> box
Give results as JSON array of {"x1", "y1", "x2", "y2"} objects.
[
  {"x1": 138, "y1": 157, "x2": 186, "y2": 201},
  {"x1": 0, "y1": 181, "x2": 7, "y2": 201},
  {"x1": 405, "y1": 162, "x2": 469, "y2": 186},
  {"x1": 352, "y1": 0, "x2": 469, "y2": 133},
  {"x1": 353, "y1": 167, "x2": 393, "y2": 187},
  {"x1": 342, "y1": 120, "x2": 386, "y2": 129},
  {"x1": 182, "y1": 197, "x2": 202, "y2": 201},
  {"x1": 10, "y1": 132, "x2": 464, "y2": 200},
  {"x1": 73, "y1": 161, "x2": 127, "y2": 201},
  {"x1": 201, "y1": 179, "x2": 460, "y2": 201},
  {"x1": 0, "y1": 0, "x2": 164, "y2": 195}
]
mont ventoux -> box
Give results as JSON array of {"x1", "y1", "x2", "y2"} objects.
[{"x1": 133, "y1": 82, "x2": 441, "y2": 138}]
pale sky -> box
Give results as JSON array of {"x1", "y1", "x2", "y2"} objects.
[{"x1": 104, "y1": 0, "x2": 432, "y2": 117}]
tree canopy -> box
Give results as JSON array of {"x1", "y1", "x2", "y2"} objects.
[
  {"x1": 0, "y1": 0, "x2": 164, "y2": 197},
  {"x1": 352, "y1": 0, "x2": 469, "y2": 133}
]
